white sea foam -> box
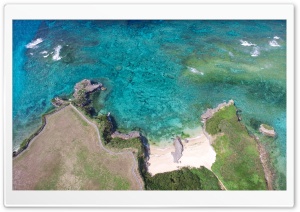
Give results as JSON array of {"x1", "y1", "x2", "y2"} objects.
[
  {"x1": 189, "y1": 67, "x2": 198, "y2": 73},
  {"x1": 269, "y1": 40, "x2": 280, "y2": 47},
  {"x1": 250, "y1": 47, "x2": 260, "y2": 57},
  {"x1": 43, "y1": 54, "x2": 49, "y2": 58},
  {"x1": 274, "y1": 36, "x2": 280, "y2": 40},
  {"x1": 188, "y1": 67, "x2": 204, "y2": 75},
  {"x1": 52, "y1": 45, "x2": 62, "y2": 61},
  {"x1": 40, "y1": 51, "x2": 48, "y2": 54},
  {"x1": 25, "y1": 38, "x2": 43, "y2": 49},
  {"x1": 240, "y1": 40, "x2": 256, "y2": 46}
]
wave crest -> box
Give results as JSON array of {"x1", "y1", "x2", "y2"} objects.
[
  {"x1": 187, "y1": 66, "x2": 204, "y2": 75},
  {"x1": 269, "y1": 40, "x2": 280, "y2": 47},
  {"x1": 25, "y1": 38, "x2": 43, "y2": 49},
  {"x1": 52, "y1": 45, "x2": 62, "y2": 61},
  {"x1": 240, "y1": 40, "x2": 256, "y2": 46}
]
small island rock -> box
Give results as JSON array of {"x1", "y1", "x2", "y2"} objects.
[
  {"x1": 73, "y1": 79, "x2": 102, "y2": 99},
  {"x1": 259, "y1": 124, "x2": 276, "y2": 137}
]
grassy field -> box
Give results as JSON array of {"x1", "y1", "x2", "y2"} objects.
[
  {"x1": 206, "y1": 105, "x2": 267, "y2": 190},
  {"x1": 13, "y1": 105, "x2": 140, "y2": 190}
]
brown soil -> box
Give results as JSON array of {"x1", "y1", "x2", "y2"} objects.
[{"x1": 13, "y1": 105, "x2": 141, "y2": 190}]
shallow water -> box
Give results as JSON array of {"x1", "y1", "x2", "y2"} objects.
[{"x1": 13, "y1": 20, "x2": 286, "y2": 189}]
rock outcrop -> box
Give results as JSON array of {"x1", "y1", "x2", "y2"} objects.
[
  {"x1": 73, "y1": 79, "x2": 102, "y2": 100},
  {"x1": 51, "y1": 97, "x2": 67, "y2": 107},
  {"x1": 259, "y1": 124, "x2": 276, "y2": 137},
  {"x1": 73, "y1": 79, "x2": 103, "y2": 108},
  {"x1": 111, "y1": 131, "x2": 141, "y2": 140},
  {"x1": 171, "y1": 136, "x2": 183, "y2": 163},
  {"x1": 201, "y1": 99, "x2": 234, "y2": 121}
]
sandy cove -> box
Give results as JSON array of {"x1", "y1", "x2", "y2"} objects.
[{"x1": 147, "y1": 132, "x2": 216, "y2": 176}]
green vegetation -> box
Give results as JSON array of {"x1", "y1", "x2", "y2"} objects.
[
  {"x1": 262, "y1": 124, "x2": 274, "y2": 130},
  {"x1": 206, "y1": 105, "x2": 237, "y2": 135},
  {"x1": 143, "y1": 167, "x2": 221, "y2": 190},
  {"x1": 190, "y1": 168, "x2": 221, "y2": 190},
  {"x1": 108, "y1": 137, "x2": 143, "y2": 150},
  {"x1": 73, "y1": 89, "x2": 97, "y2": 117},
  {"x1": 19, "y1": 138, "x2": 29, "y2": 149},
  {"x1": 206, "y1": 105, "x2": 267, "y2": 190},
  {"x1": 96, "y1": 115, "x2": 114, "y2": 144}
]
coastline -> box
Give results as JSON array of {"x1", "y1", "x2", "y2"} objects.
[
  {"x1": 147, "y1": 130, "x2": 216, "y2": 176},
  {"x1": 13, "y1": 20, "x2": 287, "y2": 190},
  {"x1": 13, "y1": 89, "x2": 274, "y2": 190}
]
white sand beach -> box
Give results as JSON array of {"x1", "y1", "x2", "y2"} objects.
[{"x1": 147, "y1": 131, "x2": 216, "y2": 176}]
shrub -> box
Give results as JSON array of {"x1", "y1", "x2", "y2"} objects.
[
  {"x1": 96, "y1": 115, "x2": 113, "y2": 144},
  {"x1": 144, "y1": 167, "x2": 220, "y2": 190}
]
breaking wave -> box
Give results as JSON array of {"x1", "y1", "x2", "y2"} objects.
[
  {"x1": 187, "y1": 66, "x2": 204, "y2": 75},
  {"x1": 25, "y1": 38, "x2": 43, "y2": 49},
  {"x1": 240, "y1": 40, "x2": 256, "y2": 46},
  {"x1": 269, "y1": 40, "x2": 280, "y2": 47},
  {"x1": 52, "y1": 45, "x2": 62, "y2": 61}
]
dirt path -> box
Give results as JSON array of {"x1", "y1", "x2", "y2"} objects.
[
  {"x1": 213, "y1": 173, "x2": 227, "y2": 191},
  {"x1": 70, "y1": 104, "x2": 144, "y2": 190}
]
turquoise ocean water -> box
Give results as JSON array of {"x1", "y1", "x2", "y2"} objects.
[{"x1": 13, "y1": 20, "x2": 286, "y2": 189}]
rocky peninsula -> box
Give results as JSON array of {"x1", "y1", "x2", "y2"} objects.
[{"x1": 202, "y1": 100, "x2": 270, "y2": 190}]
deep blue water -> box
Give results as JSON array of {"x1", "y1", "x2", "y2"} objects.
[{"x1": 13, "y1": 20, "x2": 286, "y2": 189}]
